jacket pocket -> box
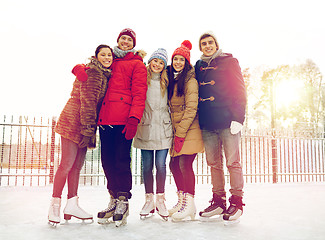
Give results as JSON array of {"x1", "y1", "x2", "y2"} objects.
[
  {"x1": 107, "y1": 92, "x2": 132, "y2": 105},
  {"x1": 163, "y1": 117, "x2": 173, "y2": 138},
  {"x1": 136, "y1": 118, "x2": 151, "y2": 140},
  {"x1": 105, "y1": 92, "x2": 132, "y2": 123}
]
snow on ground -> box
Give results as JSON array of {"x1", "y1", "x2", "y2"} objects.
[{"x1": 0, "y1": 183, "x2": 325, "y2": 240}]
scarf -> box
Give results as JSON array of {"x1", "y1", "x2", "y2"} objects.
[
  {"x1": 173, "y1": 70, "x2": 182, "y2": 81},
  {"x1": 200, "y1": 49, "x2": 224, "y2": 65},
  {"x1": 113, "y1": 46, "x2": 136, "y2": 58},
  {"x1": 151, "y1": 72, "x2": 160, "y2": 82},
  {"x1": 88, "y1": 57, "x2": 112, "y2": 78}
]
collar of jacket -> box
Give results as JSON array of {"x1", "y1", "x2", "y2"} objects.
[
  {"x1": 115, "y1": 51, "x2": 146, "y2": 63},
  {"x1": 88, "y1": 57, "x2": 112, "y2": 77},
  {"x1": 184, "y1": 67, "x2": 195, "y2": 82}
]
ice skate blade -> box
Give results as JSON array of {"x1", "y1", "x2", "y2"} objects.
[
  {"x1": 171, "y1": 214, "x2": 197, "y2": 222},
  {"x1": 172, "y1": 218, "x2": 199, "y2": 222},
  {"x1": 199, "y1": 215, "x2": 223, "y2": 222},
  {"x1": 48, "y1": 221, "x2": 59, "y2": 227},
  {"x1": 82, "y1": 219, "x2": 94, "y2": 224},
  {"x1": 158, "y1": 214, "x2": 169, "y2": 221},
  {"x1": 115, "y1": 218, "x2": 127, "y2": 227},
  {"x1": 140, "y1": 213, "x2": 154, "y2": 220},
  {"x1": 60, "y1": 217, "x2": 94, "y2": 225},
  {"x1": 98, "y1": 218, "x2": 113, "y2": 225},
  {"x1": 223, "y1": 219, "x2": 240, "y2": 226}
]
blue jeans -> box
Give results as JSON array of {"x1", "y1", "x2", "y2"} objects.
[
  {"x1": 141, "y1": 149, "x2": 168, "y2": 194},
  {"x1": 52, "y1": 137, "x2": 87, "y2": 199},
  {"x1": 169, "y1": 154, "x2": 196, "y2": 196},
  {"x1": 202, "y1": 128, "x2": 244, "y2": 197}
]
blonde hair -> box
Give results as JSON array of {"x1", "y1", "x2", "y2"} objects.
[{"x1": 147, "y1": 64, "x2": 169, "y2": 96}]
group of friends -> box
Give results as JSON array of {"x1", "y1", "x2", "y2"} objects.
[{"x1": 47, "y1": 28, "x2": 247, "y2": 227}]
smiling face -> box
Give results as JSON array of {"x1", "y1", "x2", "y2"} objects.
[
  {"x1": 97, "y1": 47, "x2": 113, "y2": 68},
  {"x1": 172, "y1": 55, "x2": 185, "y2": 72},
  {"x1": 200, "y1": 36, "x2": 218, "y2": 57},
  {"x1": 117, "y1": 34, "x2": 134, "y2": 51},
  {"x1": 150, "y1": 58, "x2": 165, "y2": 73}
]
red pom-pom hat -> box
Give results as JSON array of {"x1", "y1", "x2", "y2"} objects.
[{"x1": 172, "y1": 40, "x2": 192, "y2": 64}]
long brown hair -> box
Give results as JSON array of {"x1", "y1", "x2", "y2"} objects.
[{"x1": 168, "y1": 59, "x2": 192, "y2": 100}]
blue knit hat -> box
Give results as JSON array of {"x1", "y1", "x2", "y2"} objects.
[{"x1": 148, "y1": 48, "x2": 168, "y2": 69}]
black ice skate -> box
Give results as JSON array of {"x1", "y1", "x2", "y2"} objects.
[
  {"x1": 113, "y1": 192, "x2": 129, "y2": 227},
  {"x1": 199, "y1": 194, "x2": 226, "y2": 220},
  {"x1": 97, "y1": 195, "x2": 117, "y2": 224},
  {"x1": 223, "y1": 195, "x2": 245, "y2": 223}
]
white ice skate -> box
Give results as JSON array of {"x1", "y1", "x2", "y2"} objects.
[
  {"x1": 63, "y1": 196, "x2": 93, "y2": 224},
  {"x1": 172, "y1": 193, "x2": 196, "y2": 222},
  {"x1": 48, "y1": 197, "x2": 61, "y2": 227},
  {"x1": 140, "y1": 193, "x2": 155, "y2": 220},
  {"x1": 168, "y1": 190, "x2": 184, "y2": 217},
  {"x1": 156, "y1": 193, "x2": 168, "y2": 221}
]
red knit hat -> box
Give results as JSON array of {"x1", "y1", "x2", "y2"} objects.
[
  {"x1": 172, "y1": 40, "x2": 192, "y2": 64},
  {"x1": 117, "y1": 28, "x2": 136, "y2": 47}
]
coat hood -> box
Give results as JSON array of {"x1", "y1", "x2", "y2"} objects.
[{"x1": 135, "y1": 49, "x2": 147, "y2": 59}]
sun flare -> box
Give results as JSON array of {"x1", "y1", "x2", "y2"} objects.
[{"x1": 275, "y1": 79, "x2": 303, "y2": 108}]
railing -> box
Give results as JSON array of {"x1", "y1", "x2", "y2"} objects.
[{"x1": 0, "y1": 115, "x2": 324, "y2": 186}]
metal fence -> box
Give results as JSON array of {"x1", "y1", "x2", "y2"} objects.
[{"x1": 0, "y1": 115, "x2": 324, "y2": 186}]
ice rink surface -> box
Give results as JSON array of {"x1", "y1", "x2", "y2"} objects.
[{"x1": 1, "y1": 182, "x2": 324, "y2": 240}]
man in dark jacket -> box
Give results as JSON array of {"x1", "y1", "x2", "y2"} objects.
[{"x1": 195, "y1": 32, "x2": 247, "y2": 222}]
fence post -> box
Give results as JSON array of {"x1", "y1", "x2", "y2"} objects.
[
  {"x1": 272, "y1": 129, "x2": 278, "y2": 183},
  {"x1": 49, "y1": 117, "x2": 56, "y2": 184}
]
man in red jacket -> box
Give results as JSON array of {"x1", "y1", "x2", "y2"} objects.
[{"x1": 73, "y1": 28, "x2": 147, "y2": 226}]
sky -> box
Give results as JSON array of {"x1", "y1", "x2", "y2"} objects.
[{"x1": 1, "y1": 0, "x2": 324, "y2": 117}]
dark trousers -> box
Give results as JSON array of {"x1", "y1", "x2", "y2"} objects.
[
  {"x1": 99, "y1": 125, "x2": 133, "y2": 199},
  {"x1": 169, "y1": 154, "x2": 196, "y2": 195}
]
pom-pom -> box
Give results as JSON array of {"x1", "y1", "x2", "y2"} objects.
[{"x1": 181, "y1": 40, "x2": 192, "y2": 50}]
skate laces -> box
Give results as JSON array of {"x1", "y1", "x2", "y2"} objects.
[
  {"x1": 157, "y1": 199, "x2": 167, "y2": 211},
  {"x1": 204, "y1": 196, "x2": 225, "y2": 212},
  {"x1": 159, "y1": 203, "x2": 167, "y2": 211},
  {"x1": 52, "y1": 203, "x2": 60, "y2": 216},
  {"x1": 101, "y1": 199, "x2": 116, "y2": 213},
  {"x1": 157, "y1": 194, "x2": 166, "y2": 203},
  {"x1": 115, "y1": 199, "x2": 128, "y2": 214},
  {"x1": 229, "y1": 196, "x2": 245, "y2": 207},
  {"x1": 203, "y1": 199, "x2": 216, "y2": 212},
  {"x1": 179, "y1": 197, "x2": 188, "y2": 212},
  {"x1": 172, "y1": 195, "x2": 182, "y2": 208},
  {"x1": 142, "y1": 200, "x2": 152, "y2": 211},
  {"x1": 206, "y1": 198, "x2": 216, "y2": 208},
  {"x1": 227, "y1": 196, "x2": 245, "y2": 213}
]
